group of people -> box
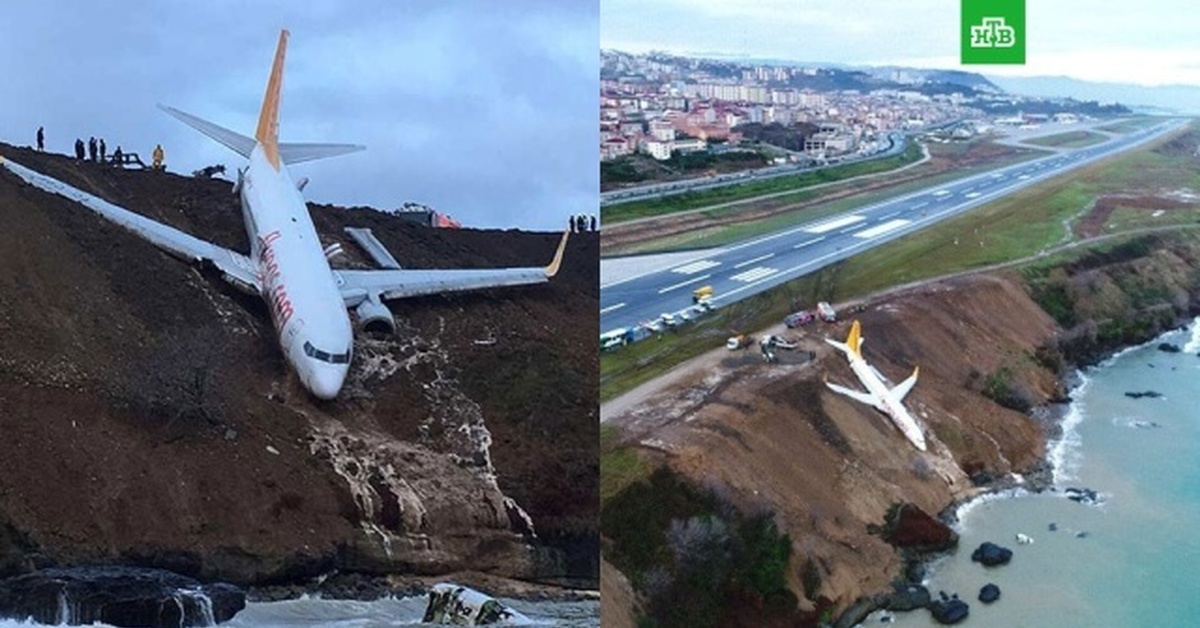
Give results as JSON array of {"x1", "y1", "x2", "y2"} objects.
[
  {"x1": 73, "y1": 136, "x2": 111, "y2": 163},
  {"x1": 569, "y1": 214, "x2": 598, "y2": 233},
  {"x1": 39, "y1": 126, "x2": 161, "y2": 170}
]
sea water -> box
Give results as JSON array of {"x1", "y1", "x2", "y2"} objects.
[
  {"x1": 873, "y1": 318, "x2": 1200, "y2": 627},
  {"x1": 0, "y1": 596, "x2": 599, "y2": 627}
]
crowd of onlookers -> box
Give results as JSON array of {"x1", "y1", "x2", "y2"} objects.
[
  {"x1": 35, "y1": 126, "x2": 164, "y2": 170},
  {"x1": 569, "y1": 214, "x2": 598, "y2": 232}
]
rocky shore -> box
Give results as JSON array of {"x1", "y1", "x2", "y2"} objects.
[{"x1": 603, "y1": 230, "x2": 1200, "y2": 627}]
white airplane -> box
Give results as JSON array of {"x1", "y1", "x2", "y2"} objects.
[
  {"x1": 0, "y1": 30, "x2": 567, "y2": 400},
  {"x1": 824, "y1": 320, "x2": 926, "y2": 451}
]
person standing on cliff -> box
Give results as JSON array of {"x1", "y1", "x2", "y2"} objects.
[
  {"x1": 99, "y1": 138, "x2": 106, "y2": 163},
  {"x1": 36, "y1": 126, "x2": 44, "y2": 152},
  {"x1": 152, "y1": 143, "x2": 165, "y2": 170},
  {"x1": 88, "y1": 137, "x2": 98, "y2": 162},
  {"x1": 74, "y1": 138, "x2": 85, "y2": 160}
]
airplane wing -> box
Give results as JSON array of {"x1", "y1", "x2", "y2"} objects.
[
  {"x1": 335, "y1": 231, "x2": 568, "y2": 303},
  {"x1": 890, "y1": 366, "x2": 919, "y2": 402},
  {"x1": 0, "y1": 156, "x2": 260, "y2": 293},
  {"x1": 825, "y1": 380, "x2": 886, "y2": 412}
]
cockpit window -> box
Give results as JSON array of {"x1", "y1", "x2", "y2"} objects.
[{"x1": 303, "y1": 341, "x2": 350, "y2": 364}]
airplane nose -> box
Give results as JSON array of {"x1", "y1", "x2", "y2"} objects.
[{"x1": 308, "y1": 365, "x2": 348, "y2": 400}]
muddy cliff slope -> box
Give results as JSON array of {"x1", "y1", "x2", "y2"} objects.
[
  {"x1": 603, "y1": 230, "x2": 1200, "y2": 624},
  {"x1": 0, "y1": 144, "x2": 598, "y2": 588}
]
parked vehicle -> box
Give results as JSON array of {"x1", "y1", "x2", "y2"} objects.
[
  {"x1": 785, "y1": 310, "x2": 816, "y2": 328},
  {"x1": 692, "y1": 285, "x2": 714, "y2": 303}
]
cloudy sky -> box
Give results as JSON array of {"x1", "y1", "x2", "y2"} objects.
[
  {"x1": 0, "y1": 1, "x2": 597, "y2": 231},
  {"x1": 603, "y1": 0, "x2": 1200, "y2": 87}
]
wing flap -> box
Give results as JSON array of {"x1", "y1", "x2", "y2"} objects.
[
  {"x1": 890, "y1": 366, "x2": 919, "y2": 402},
  {"x1": 1, "y1": 157, "x2": 260, "y2": 293},
  {"x1": 825, "y1": 380, "x2": 886, "y2": 412},
  {"x1": 339, "y1": 267, "x2": 548, "y2": 302}
]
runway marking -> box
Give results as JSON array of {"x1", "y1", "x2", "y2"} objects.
[
  {"x1": 731, "y1": 266, "x2": 778, "y2": 282},
  {"x1": 933, "y1": 189, "x2": 950, "y2": 196},
  {"x1": 671, "y1": 259, "x2": 720, "y2": 274},
  {"x1": 1018, "y1": 174, "x2": 1030, "y2": 179},
  {"x1": 793, "y1": 236, "x2": 825, "y2": 249},
  {"x1": 910, "y1": 202, "x2": 927, "y2": 210},
  {"x1": 600, "y1": 302, "x2": 626, "y2": 315},
  {"x1": 658, "y1": 274, "x2": 712, "y2": 294},
  {"x1": 734, "y1": 253, "x2": 775, "y2": 269},
  {"x1": 964, "y1": 192, "x2": 981, "y2": 198},
  {"x1": 878, "y1": 210, "x2": 902, "y2": 220},
  {"x1": 804, "y1": 214, "x2": 864, "y2": 233},
  {"x1": 854, "y1": 219, "x2": 911, "y2": 239}
]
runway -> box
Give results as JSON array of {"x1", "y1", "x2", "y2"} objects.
[{"x1": 600, "y1": 120, "x2": 1184, "y2": 336}]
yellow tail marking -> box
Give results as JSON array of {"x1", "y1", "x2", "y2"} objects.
[
  {"x1": 544, "y1": 230, "x2": 570, "y2": 278},
  {"x1": 255, "y1": 29, "x2": 289, "y2": 171},
  {"x1": 845, "y1": 319, "x2": 863, "y2": 358}
]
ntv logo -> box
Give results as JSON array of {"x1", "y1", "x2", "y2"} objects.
[{"x1": 970, "y1": 17, "x2": 1016, "y2": 48}]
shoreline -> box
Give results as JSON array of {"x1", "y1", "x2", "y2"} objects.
[
  {"x1": 248, "y1": 571, "x2": 600, "y2": 604},
  {"x1": 867, "y1": 317, "x2": 1199, "y2": 624}
]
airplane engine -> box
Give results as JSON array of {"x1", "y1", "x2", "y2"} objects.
[{"x1": 353, "y1": 293, "x2": 395, "y2": 336}]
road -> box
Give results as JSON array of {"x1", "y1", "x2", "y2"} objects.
[
  {"x1": 600, "y1": 132, "x2": 905, "y2": 206},
  {"x1": 600, "y1": 119, "x2": 1184, "y2": 336}
]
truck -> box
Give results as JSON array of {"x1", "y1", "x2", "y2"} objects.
[
  {"x1": 692, "y1": 285, "x2": 714, "y2": 303},
  {"x1": 784, "y1": 302, "x2": 836, "y2": 328},
  {"x1": 816, "y1": 301, "x2": 837, "y2": 322}
]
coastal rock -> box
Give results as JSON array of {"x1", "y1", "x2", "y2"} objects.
[
  {"x1": 1065, "y1": 487, "x2": 1103, "y2": 505},
  {"x1": 970, "y1": 542, "x2": 1013, "y2": 567},
  {"x1": 1048, "y1": 522, "x2": 1058, "y2": 531},
  {"x1": 885, "y1": 583, "x2": 931, "y2": 612},
  {"x1": 881, "y1": 503, "x2": 959, "y2": 553},
  {"x1": 0, "y1": 566, "x2": 245, "y2": 626},
  {"x1": 1124, "y1": 390, "x2": 1163, "y2": 399},
  {"x1": 928, "y1": 597, "x2": 969, "y2": 624},
  {"x1": 978, "y1": 583, "x2": 1001, "y2": 603},
  {"x1": 833, "y1": 596, "x2": 880, "y2": 628},
  {"x1": 1157, "y1": 343, "x2": 1181, "y2": 353}
]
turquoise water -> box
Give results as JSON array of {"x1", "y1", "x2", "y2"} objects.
[{"x1": 874, "y1": 319, "x2": 1200, "y2": 627}]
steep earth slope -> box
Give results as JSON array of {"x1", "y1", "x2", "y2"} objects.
[
  {"x1": 0, "y1": 144, "x2": 598, "y2": 589},
  {"x1": 604, "y1": 231, "x2": 1200, "y2": 624}
]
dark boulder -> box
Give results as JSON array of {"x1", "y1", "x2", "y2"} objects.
[
  {"x1": 0, "y1": 566, "x2": 244, "y2": 626},
  {"x1": 929, "y1": 597, "x2": 969, "y2": 624},
  {"x1": 1065, "y1": 487, "x2": 1102, "y2": 505},
  {"x1": 978, "y1": 583, "x2": 1001, "y2": 603},
  {"x1": 881, "y1": 503, "x2": 959, "y2": 553},
  {"x1": 970, "y1": 542, "x2": 1013, "y2": 567},
  {"x1": 1158, "y1": 343, "x2": 1181, "y2": 353},
  {"x1": 885, "y1": 583, "x2": 931, "y2": 612},
  {"x1": 1124, "y1": 390, "x2": 1163, "y2": 399}
]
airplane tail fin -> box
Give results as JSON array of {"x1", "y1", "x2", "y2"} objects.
[
  {"x1": 824, "y1": 320, "x2": 865, "y2": 358},
  {"x1": 160, "y1": 30, "x2": 364, "y2": 167},
  {"x1": 255, "y1": 29, "x2": 288, "y2": 170}
]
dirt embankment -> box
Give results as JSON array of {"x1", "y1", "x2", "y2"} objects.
[
  {"x1": 0, "y1": 144, "x2": 597, "y2": 590},
  {"x1": 603, "y1": 230, "x2": 1200, "y2": 624}
]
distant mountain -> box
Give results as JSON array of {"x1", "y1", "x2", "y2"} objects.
[{"x1": 989, "y1": 76, "x2": 1200, "y2": 115}]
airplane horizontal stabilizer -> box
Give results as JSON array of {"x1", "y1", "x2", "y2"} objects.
[
  {"x1": 278, "y1": 142, "x2": 366, "y2": 165},
  {"x1": 158, "y1": 105, "x2": 256, "y2": 158},
  {"x1": 890, "y1": 366, "x2": 919, "y2": 402}
]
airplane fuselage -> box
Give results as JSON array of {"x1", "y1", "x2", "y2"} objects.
[
  {"x1": 240, "y1": 145, "x2": 353, "y2": 398},
  {"x1": 843, "y1": 353, "x2": 927, "y2": 451}
]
